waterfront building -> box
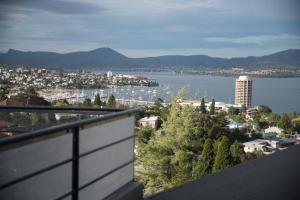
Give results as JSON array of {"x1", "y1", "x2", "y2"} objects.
[
  {"x1": 107, "y1": 70, "x2": 113, "y2": 81},
  {"x1": 235, "y1": 76, "x2": 252, "y2": 107}
]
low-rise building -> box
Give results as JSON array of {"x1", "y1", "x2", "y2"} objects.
[
  {"x1": 227, "y1": 119, "x2": 245, "y2": 130},
  {"x1": 177, "y1": 99, "x2": 203, "y2": 107},
  {"x1": 243, "y1": 137, "x2": 295, "y2": 155},
  {"x1": 138, "y1": 116, "x2": 159, "y2": 129},
  {"x1": 243, "y1": 139, "x2": 276, "y2": 155},
  {"x1": 264, "y1": 126, "x2": 284, "y2": 135},
  {"x1": 178, "y1": 99, "x2": 241, "y2": 112}
]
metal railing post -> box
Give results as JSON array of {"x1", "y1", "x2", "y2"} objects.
[{"x1": 72, "y1": 127, "x2": 80, "y2": 200}]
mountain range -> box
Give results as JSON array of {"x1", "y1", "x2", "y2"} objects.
[{"x1": 0, "y1": 48, "x2": 300, "y2": 69}]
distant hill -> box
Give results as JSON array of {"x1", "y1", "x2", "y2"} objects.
[{"x1": 0, "y1": 48, "x2": 299, "y2": 69}]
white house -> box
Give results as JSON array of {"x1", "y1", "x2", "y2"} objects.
[
  {"x1": 264, "y1": 126, "x2": 284, "y2": 135},
  {"x1": 243, "y1": 139, "x2": 277, "y2": 155},
  {"x1": 138, "y1": 116, "x2": 159, "y2": 129},
  {"x1": 178, "y1": 99, "x2": 241, "y2": 113},
  {"x1": 177, "y1": 99, "x2": 202, "y2": 108},
  {"x1": 227, "y1": 120, "x2": 245, "y2": 130}
]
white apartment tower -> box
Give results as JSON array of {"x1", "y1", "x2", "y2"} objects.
[
  {"x1": 235, "y1": 76, "x2": 252, "y2": 107},
  {"x1": 107, "y1": 71, "x2": 113, "y2": 81}
]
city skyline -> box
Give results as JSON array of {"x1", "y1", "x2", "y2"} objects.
[{"x1": 0, "y1": 0, "x2": 300, "y2": 58}]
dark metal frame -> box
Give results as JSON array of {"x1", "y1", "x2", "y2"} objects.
[{"x1": 0, "y1": 106, "x2": 138, "y2": 200}]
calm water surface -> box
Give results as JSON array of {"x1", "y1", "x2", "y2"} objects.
[{"x1": 90, "y1": 71, "x2": 300, "y2": 113}]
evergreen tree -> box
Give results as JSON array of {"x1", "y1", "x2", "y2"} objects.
[
  {"x1": 193, "y1": 138, "x2": 215, "y2": 179},
  {"x1": 0, "y1": 88, "x2": 8, "y2": 101},
  {"x1": 83, "y1": 98, "x2": 92, "y2": 107},
  {"x1": 228, "y1": 107, "x2": 239, "y2": 115},
  {"x1": 208, "y1": 124, "x2": 221, "y2": 139},
  {"x1": 136, "y1": 89, "x2": 249, "y2": 196},
  {"x1": 258, "y1": 105, "x2": 272, "y2": 114},
  {"x1": 136, "y1": 127, "x2": 154, "y2": 145},
  {"x1": 137, "y1": 93, "x2": 196, "y2": 195},
  {"x1": 154, "y1": 98, "x2": 164, "y2": 108},
  {"x1": 107, "y1": 95, "x2": 116, "y2": 108},
  {"x1": 209, "y1": 99, "x2": 215, "y2": 115},
  {"x1": 94, "y1": 93, "x2": 102, "y2": 107},
  {"x1": 240, "y1": 105, "x2": 247, "y2": 113},
  {"x1": 10, "y1": 87, "x2": 50, "y2": 106},
  {"x1": 230, "y1": 140, "x2": 244, "y2": 165},
  {"x1": 170, "y1": 150, "x2": 194, "y2": 186},
  {"x1": 30, "y1": 113, "x2": 46, "y2": 127},
  {"x1": 200, "y1": 98, "x2": 206, "y2": 114},
  {"x1": 25, "y1": 86, "x2": 38, "y2": 96},
  {"x1": 212, "y1": 136, "x2": 232, "y2": 173},
  {"x1": 278, "y1": 114, "x2": 292, "y2": 131}
]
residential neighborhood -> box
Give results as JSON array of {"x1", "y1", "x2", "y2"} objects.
[{"x1": 0, "y1": 65, "x2": 158, "y2": 93}]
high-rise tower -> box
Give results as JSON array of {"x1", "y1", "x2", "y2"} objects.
[{"x1": 235, "y1": 76, "x2": 252, "y2": 107}]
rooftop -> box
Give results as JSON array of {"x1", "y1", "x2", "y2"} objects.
[
  {"x1": 237, "y1": 75, "x2": 250, "y2": 81},
  {"x1": 138, "y1": 116, "x2": 159, "y2": 122}
]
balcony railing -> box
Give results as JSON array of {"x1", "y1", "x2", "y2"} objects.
[{"x1": 0, "y1": 106, "x2": 142, "y2": 200}]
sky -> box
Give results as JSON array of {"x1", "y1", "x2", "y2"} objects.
[{"x1": 0, "y1": 0, "x2": 300, "y2": 58}]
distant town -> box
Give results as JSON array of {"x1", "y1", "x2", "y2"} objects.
[
  {"x1": 0, "y1": 65, "x2": 159, "y2": 92},
  {"x1": 177, "y1": 67, "x2": 300, "y2": 77}
]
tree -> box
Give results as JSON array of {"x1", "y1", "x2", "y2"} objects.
[
  {"x1": 154, "y1": 98, "x2": 164, "y2": 108},
  {"x1": 135, "y1": 90, "x2": 252, "y2": 196},
  {"x1": 230, "y1": 140, "x2": 244, "y2": 165},
  {"x1": 25, "y1": 86, "x2": 38, "y2": 96},
  {"x1": 267, "y1": 113, "x2": 281, "y2": 126},
  {"x1": 208, "y1": 124, "x2": 222, "y2": 139},
  {"x1": 83, "y1": 98, "x2": 92, "y2": 107},
  {"x1": 193, "y1": 138, "x2": 215, "y2": 179},
  {"x1": 30, "y1": 113, "x2": 46, "y2": 127},
  {"x1": 136, "y1": 94, "x2": 196, "y2": 195},
  {"x1": 209, "y1": 99, "x2": 215, "y2": 115},
  {"x1": 240, "y1": 105, "x2": 247, "y2": 113},
  {"x1": 52, "y1": 100, "x2": 68, "y2": 107},
  {"x1": 10, "y1": 88, "x2": 50, "y2": 106},
  {"x1": 278, "y1": 114, "x2": 292, "y2": 130},
  {"x1": 136, "y1": 127, "x2": 154, "y2": 145},
  {"x1": 212, "y1": 136, "x2": 232, "y2": 173},
  {"x1": 0, "y1": 87, "x2": 8, "y2": 101},
  {"x1": 228, "y1": 107, "x2": 239, "y2": 115},
  {"x1": 258, "y1": 105, "x2": 272, "y2": 114},
  {"x1": 200, "y1": 98, "x2": 206, "y2": 114},
  {"x1": 94, "y1": 93, "x2": 102, "y2": 107},
  {"x1": 292, "y1": 117, "x2": 300, "y2": 133},
  {"x1": 107, "y1": 95, "x2": 116, "y2": 108}
]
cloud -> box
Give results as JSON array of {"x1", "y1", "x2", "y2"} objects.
[
  {"x1": 0, "y1": 0, "x2": 299, "y2": 57},
  {"x1": 204, "y1": 35, "x2": 300, "y2": 45},
  {"x1": 0, "y1": 0, "x2": 105, "y2": 15},
  {"x1": 163, "y1": 25, "x2": 198, "y2": 33}
]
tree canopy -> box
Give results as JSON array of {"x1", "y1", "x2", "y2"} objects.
[
  {"x1": 94, "y1": 93, "x2": 102, "y2": 107},
  {"x1": 212, "y1": 136, "x2": 232, "y2": 173},
  {"x1": 135, "y1": 91, "x2": 248, "y2": 196},
  {"x1": 107, "y1": 94, "x2": 116, "y2": 108},
  {"x1": 200, "y1": 98, "x2": 207, "y2": 114},
  {"x1": 209, "y1": 99, "x2": 215, "y2": 115}
]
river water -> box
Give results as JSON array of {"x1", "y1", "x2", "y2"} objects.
[{"x1": 83, "y1": 71, "x2": 299, "y2": 113}]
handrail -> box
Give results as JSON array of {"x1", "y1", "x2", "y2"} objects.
[
  {"x1": 0, "y1": 106, "x2": 138, "y2": 200},
  {"x1": 0, "y1": 105, "x2": 125, "y2": 112},
  {"x1": 0, "y1": 107, "x2": 138, "y2": 146}
]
